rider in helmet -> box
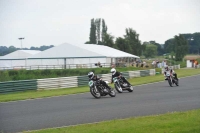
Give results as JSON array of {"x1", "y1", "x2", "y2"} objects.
[
  {"x1": 88, "y1": 71, "x2": 112, "y2": 90},
  {"x1": 164, "y1": 65, "x2": 178, "y2": 80},
  {"x1": 110, "y1": 68, "x2": 131, "y2": 86}
]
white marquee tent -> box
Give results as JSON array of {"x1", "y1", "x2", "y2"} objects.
[
  {"x1": 0, "y1": 43, "x2": 140, "y2": 69},
  {"x1": 0, "y1": 50, "x2": 41, "y2": 69}
]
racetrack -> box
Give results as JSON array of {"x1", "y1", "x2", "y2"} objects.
[{"x1": 0, "y1": 75, "x2": 200, "y2": 133}]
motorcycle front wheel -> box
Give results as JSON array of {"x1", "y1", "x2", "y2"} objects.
[
  {"x1": 115, "y1": 83, "x2": 123, "y2": 93},
  {"x1": 90, "y1": 87, "x2": 101, "y2": 99},
  {"x1": 168, "y1": 77, "x2": 173, "y2": 87}
]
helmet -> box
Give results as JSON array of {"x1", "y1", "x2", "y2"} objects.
[
  {"x1": 88, "y1": 72, "x2": 94, "y2": 79},
  {"x1": 164, "y1": 65, "x2": 169, "y2": 70},
  {"x1": 111, "y1": 68, "x2": 116, "y2": 75}
]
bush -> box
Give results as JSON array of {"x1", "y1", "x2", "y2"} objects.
[
  {"x1": 155, "y1": 68, "x2": 162, "y2": 73},
  {"x1": 0, "y1": 71, "x2": 10, "y2": 82},
  {"x1": 8, "y1": 70, "x2": 19, "y2": 76},
  {"x1": 0, "y1": 67, "x2": 150, "y2": 82}
]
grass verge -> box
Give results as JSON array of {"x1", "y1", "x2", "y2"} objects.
[
  {"x1": 24, "y1": 109, "x2": 200, "y2": 133},
  {"x1": 0, "y1": 68, "x2": 200, "y2": 102}
]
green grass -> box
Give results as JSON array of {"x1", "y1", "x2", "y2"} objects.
[
  {"x1": 0, "y1": 68, "x2": 200, "y2": 102},
  {"x1": 24, "y1": 109, "x2": 200, "y2": 133}
]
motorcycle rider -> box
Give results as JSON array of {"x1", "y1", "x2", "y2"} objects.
[
  {"x1": 88, "y1": 72, "x2": 112, "y2": 91},
  {"x1": 164, "y1": 65, "x2": 178, "y2": 80},
  {"x1": 110, "y1": 68, "x2": 131, "y2": 86}
]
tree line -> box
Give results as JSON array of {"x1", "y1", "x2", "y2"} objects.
[
  {"x1": 85, "y1": 18, "x2": 200, "y2": 61},
  {"x1": 0, "y1": 45, "x2": 54, "y2": 56}
]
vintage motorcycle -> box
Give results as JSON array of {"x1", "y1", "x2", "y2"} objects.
[
  {"x1": 88, "y1": 79, "x2": 116, "y2": 99},
  {"x1": 166, "y1": 71, "x2": 179, "y2": 87},
  {"x1": 113, "y1": 76, "x2": 133, "y2": 93}
]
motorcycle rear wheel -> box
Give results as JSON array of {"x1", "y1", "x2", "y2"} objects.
[
  {"x1": 168, "y1": 78, "x2": 173, "y2": 87},
  {"x1": 127, "y1": 86, "x2": 134, "y2": 92},
  {"x1": 108, "y1": 88, "x2": 116, "y2": 97},
  {"x1": 175, "y1": 79, "x2": 179, "y2": 86}
]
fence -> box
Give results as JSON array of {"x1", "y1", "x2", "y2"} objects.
[
  {"x1": 0, "y1": 62, "x2": 152, "y2": 71},
  {"x1": 0, "y1": 63, "x2": 114, "y2": 70},
  {"x1": 0, "y1": 69, "x2": 155, "y2": 93}
]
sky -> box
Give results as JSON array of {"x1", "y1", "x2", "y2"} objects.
[{"x1": 0, "y1": 0, "x2": 200, "y2": 49}]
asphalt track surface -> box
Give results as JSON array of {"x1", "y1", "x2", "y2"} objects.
[{"x1": 0, "y1": 75, "x2": 200, "y2": 133}]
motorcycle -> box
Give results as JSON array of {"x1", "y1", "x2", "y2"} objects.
[
  {"x1": 113, "y1": 76, "x2": 133, "y2": 93},
  {"x1": 166, "y1": 71, "x2": 179, "y2": 87},
  {"x1": 88, "y1": 79, "x2": 116, "y2": 99}
]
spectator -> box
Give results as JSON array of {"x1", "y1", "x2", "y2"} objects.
[
  {"x1": 194, "y1": 60, "x2": 198, "y2": 68},
  {"x1": 152, "y1": 60, "x2": 156, "y2": 68}
]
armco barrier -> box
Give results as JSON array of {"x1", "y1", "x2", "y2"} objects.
[
  {"x1": 0, "y1": 69, "x2": 155, "y2": 93},
  {"x1": 0, "y1": 80, "x2": 37, "y2": 93},
  {"x1": 37, "y1": 76, "x2": 78, "y2": 90}
]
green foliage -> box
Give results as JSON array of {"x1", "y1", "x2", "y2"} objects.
[
  {"x1": 0, "y1": 67, "x2": 145, "y2": 82},
  {"x1": 164, "y1": 39, "x2": 175, "y2": 53},
  {"x1": 155, "y1": 68, "x2": 162, "y2": 73},
  {"x1": 144, "y1": 44, "x2": 158, "y2": 58},
  {"x1": 95, "y1": 18, "x2": 101, "y2": 44},
  {"x1": 101, "y1": 19, "x2": 107, "y2": 43},
  {"x1": 174, "y1": 34, "x2": 189, "y2": 61},
  {"x1": 149, "y1": 41, "x2": 165, "y2": 55},
  {"x1": 115, "y1": 37, "x2": 130, "y2": 52},
  {"x1": 102, "y1": 33, "x2": 116, "y2": 48},
  {"x1": 164, "y1": 32, "x2": 200, "y2": 55},
  {"x1": 0, "y1": 71, "x2": 10, "y2": 81},
  {"x1": 89, "y1": 18, "x2": 97, "y2": 44},
  {"x1": 182, "y1": 32, "x2": 200, "y2": 54},
  {"x1": 124, "y1": 28, "x2": 142, "y2": 56}
]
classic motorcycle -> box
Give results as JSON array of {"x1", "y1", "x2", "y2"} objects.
[
  {"x1": 88, "y1": 79, "x2": 116, "y2": 99},
  {"x1": 113, "y1": 77, "x2": 133, "y2": 93},
  {"x1": 166, "y1": 71, "x2": 179, "y2": 87}
]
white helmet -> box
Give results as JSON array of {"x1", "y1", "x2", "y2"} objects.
[
  {"x1": 88, "y1": 72, "x2": 94, "y2": 79},
  {"x1": 111, "y1": 68, "x2": 116, "y2": 75}
]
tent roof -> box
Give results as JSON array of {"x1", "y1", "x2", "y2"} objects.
[
  {"x1": 75, "y1": 44, "x2": 140, "y2": 58},
  {"x1": 28, "y1": 43, "x2": 140, "y2": 59},
  {"x1": 0, "y1": 50, "x2": 41, "y2": 59}
]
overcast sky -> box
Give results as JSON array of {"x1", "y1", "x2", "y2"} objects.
[{"x1": 0, "y1": 0, "x2": 200, "y2": 48}]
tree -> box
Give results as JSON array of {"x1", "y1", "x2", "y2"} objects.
[
  {"x1": 115, "y1": 37, "x2": 131, "y2": 53},
  {"x1": 164, "y1": 32, "x2": 200, "y2": 54},
  {"x1": 181, "y1": 32, "x2": 200, "y2": 54},
  {"x1": 144, "y1": 44, "x2": 157, "y2": 58},
  {"x1": 174, "y1": 34, "x2": 189, "y2": 61},
  {"x1": 149, "y1": 41, "x2": 164, "y2": 55},
  {"x1": 86, "y1": 18, "x2": 108, "y2": 45},
  {"x1": 95, "y1": 18, "x2": 101, "y2": 44},
  {"x1": 89, "y1": 18, "x2": 96, "y2": 44},
  {"x1": 102, "y1": 33, "x2": 117, "y2": 48},
  {"x1": 164, "y1": 39, "x2": 175, "y2": 53},
  {"x1": 124, "y1": 28, "x2": 142, "y2": 56},
  {"x1": 101, "y1": 19, "x2": 107, "y2": 43}
]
